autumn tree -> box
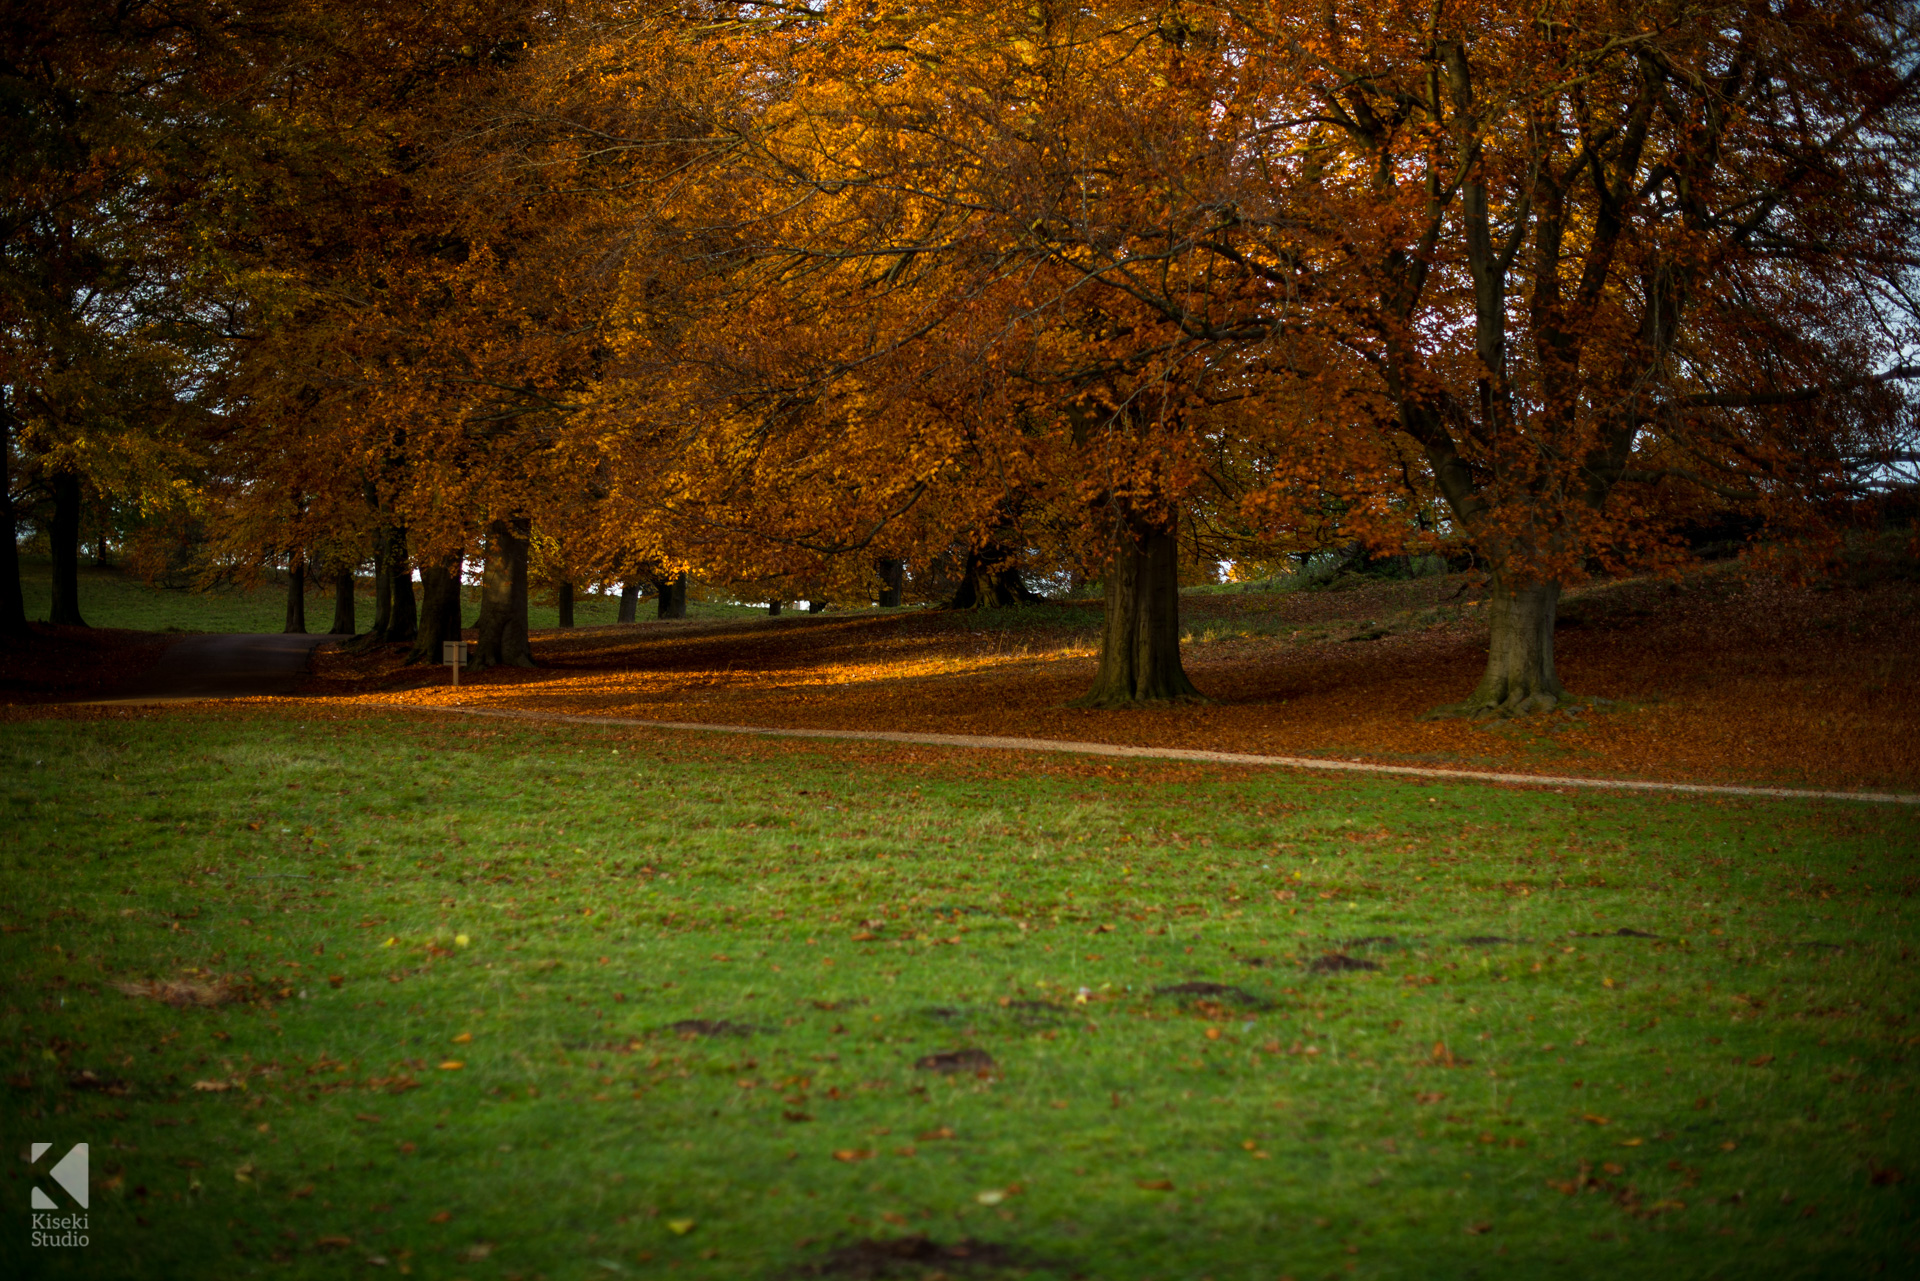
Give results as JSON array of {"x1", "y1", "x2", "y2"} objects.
[{"x1": 1004, "y1": 0, "x2": 1920, "y2": 714}]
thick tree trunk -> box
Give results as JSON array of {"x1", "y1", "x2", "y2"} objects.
[
  {"x1": 283, "y1": 554, "x2": 307, "y2": 634},
  {"x1": 370, "y1": 533, "x2": 393, "y2": 641},
  {"x1": 808, "y1": 597, "x2": 827, "y2": 613},
  {"x1": 473, "y1": 517, "x2": 534, "y2": 668},
  {"x1": 1070, "y1": 508, "x2": 1202, "y2": 707},
  {"x1": 407, "y1": 560, "x2": 463, "y2": 664},
  {"x1": 386, "y1": 531, "x2": 417, "y2": 643},
  {"x1": 327, "y1": 565, "x2": 356, "y2": 636},
  {"x1": 1430, "y1": 578, "x2": 1566, "y2": 717},
  {"x1": 950, "y1": 546, "x2": 1041, "y2": 609},
  {"x1": 654, "y1": 572, "x2": 686, "y2": 619},
  {"x1": 0, "y1": 411, "x2": 28, "y2": 636},
  {"x1": 94, "y1": 533, "x2": 110, "y2": 566},
  {"x1": 557, "y1": 581, "x2": 575, "y2": 628},
  {"x1": 48, "y1": 470, "x2": 86, "y2": 627},
  {"x1": 768, "y1": 599, "x2": 783, "y2": 616},
  {"x1": 877, "y1": 558, "x2": 904, "y2": 607},
  {"x1": 617, "y1": 579, "x2": 639, "y2": 623}
]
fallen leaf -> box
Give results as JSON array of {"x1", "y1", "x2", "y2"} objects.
[
  {"x1": 438, "y1": 1061, "x2": 464, "y2": 1071},
  {"x1": 354, "y1": 1113, "x2": 383, "y2": 1124},
  {"x1": 917, "y1": 1126, "x2": 955, "y2": 1141},
  {"x1": 452, "y1": 1032, "x2": 473, "y2": 1044},
  {"x1": 1583, "y1": 1114, "x2": 1611, "y2": 1126},
  {"x1": 1466, "y1": 1222, "x2": 1492, "y2": 1235},
  {"x1": 975, "y1": 1189, "x2": 1006, "y2": 1205},
  {"x1": 428, "y1": 1211, "x2": 452, "y2": 1224},
  {"x1": 314, "y1": 1235, "x2": 352, "y2": 1250},
  {"x1": 832, "y1": 1149, "x2": 875, "y2": 1162},
  {"x1": 666, "y1": 1219, "x2": 696, "y2": 1236},
  {"x1": 1748, "y1": 1054, "x2": 1774, "y2": 1067},
  {"x1": 192, "y1": 1080, "x2": 231, "y2": 1092},
  {"x1": 1137, "y1": 1179, "x2": 1174, "y2": 1191}
]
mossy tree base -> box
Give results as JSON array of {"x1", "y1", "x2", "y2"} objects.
[{"x1": 1422, "y1": 579, "x2": 1566, "y2": 719}]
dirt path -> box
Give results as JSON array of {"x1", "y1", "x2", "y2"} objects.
[
  {"x1": 86, "y1": 633, "x2": 343, "y2": 704},
  {"x1": 430, "y1": 705, "x2": 1920, "y2": 806}
]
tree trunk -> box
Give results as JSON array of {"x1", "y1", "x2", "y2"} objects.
[
  {"x1": 407, "y1": 560, "x2": 463, "y2": 664},
  {"x1": 370, "y1": 532, "x2": 393, "y2": 641},
  {"x1": 808, "y1": 597, "x2": 827, "y2": 613},
  {"x1": 48, "y1": 469, "x2": 86, "y2": 627},
  {"x1": 1070, "y1": 508, "x2": 1202, "y2": 707},
  {"x1": 283, "y1": 553, "x2": 307, "y2": 634},
  {"x1": 950, "y1": 545, "x2": 1041, "y2": 609},
  {"x1": 1430, "y1": 578, "x2": 1566, "y2": 717},
  {"x1": 0, "y1": 410, "x2": 28, "y2": 636},
  {"x1": 94, "y1": 533, "x2": 110, "y2": 566},
  {"x1": 768, "y1": 599, "x2": 783, "y2": 616},
  {"x1": 386, "y1": 531, "x2": 417, "y2": 643},
  {"x1": 473, "y1": 517, "x2": 534, "y2": 668},
  {"x1": 655, "y1": 572, "x2": 686, "y2": 619},
  {"x1": 328, "y1": 564, "x2": 356, "y2": 636},
  {"x1": 557, "y1": 581, "x2": 575, "y2": 628},
  {"x1": 877, "y1": 558, "x2": 904, "y2": 607},
  {"x1": 618, "y1": 579, "x2": 640, "y2": 623}
]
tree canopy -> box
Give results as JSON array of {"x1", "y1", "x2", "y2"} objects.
[{"x1": 6, "y1": 0, "x2": 1917, "y2": 711}]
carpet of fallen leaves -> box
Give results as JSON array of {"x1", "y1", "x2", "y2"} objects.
[{"x1": 292, "y1": 565, "x2": 1920, "y2": 793}]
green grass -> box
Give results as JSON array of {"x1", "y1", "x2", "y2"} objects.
[
  {"x1": 14, "y1": 557, "x2": 760, "y2": 634},
  {"x1": 2, "y1": 712, "x2": 1916, "y2": 1280}
]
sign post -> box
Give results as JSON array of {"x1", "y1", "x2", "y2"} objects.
[{"x1": 443, "y1": 640, "x2": 469, "y2": 687}]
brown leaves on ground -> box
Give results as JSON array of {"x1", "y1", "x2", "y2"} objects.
[{"x1": 281, "y1": 567, "x2": 1920, "y2": 792}]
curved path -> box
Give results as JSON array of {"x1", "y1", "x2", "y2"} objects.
[
  {"x1": 428, "y1": 705, "x2": 1920, "y2": 806},
  {"x1": 87, "y1": 633, "x2": 343, "y2": 704}
]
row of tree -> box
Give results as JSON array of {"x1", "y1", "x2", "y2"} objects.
[{"x1": 5, "y1": 1, "x2": 1917, "y2": 712}]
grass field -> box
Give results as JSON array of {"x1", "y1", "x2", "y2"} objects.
[
  {"x1": 13, "y1": 558, "x2": 761, "y2": 635},
  {"x1": 3, "y1": 709, "x2": 1915, "y2": 1279}
]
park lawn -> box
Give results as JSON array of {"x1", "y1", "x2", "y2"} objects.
[
  {"x1": 2, "y1": 710, "x2": 1916, "y2": 1281},
  {"x1": 12, "y1": 556, "x2": 759, "y2": 635}
]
